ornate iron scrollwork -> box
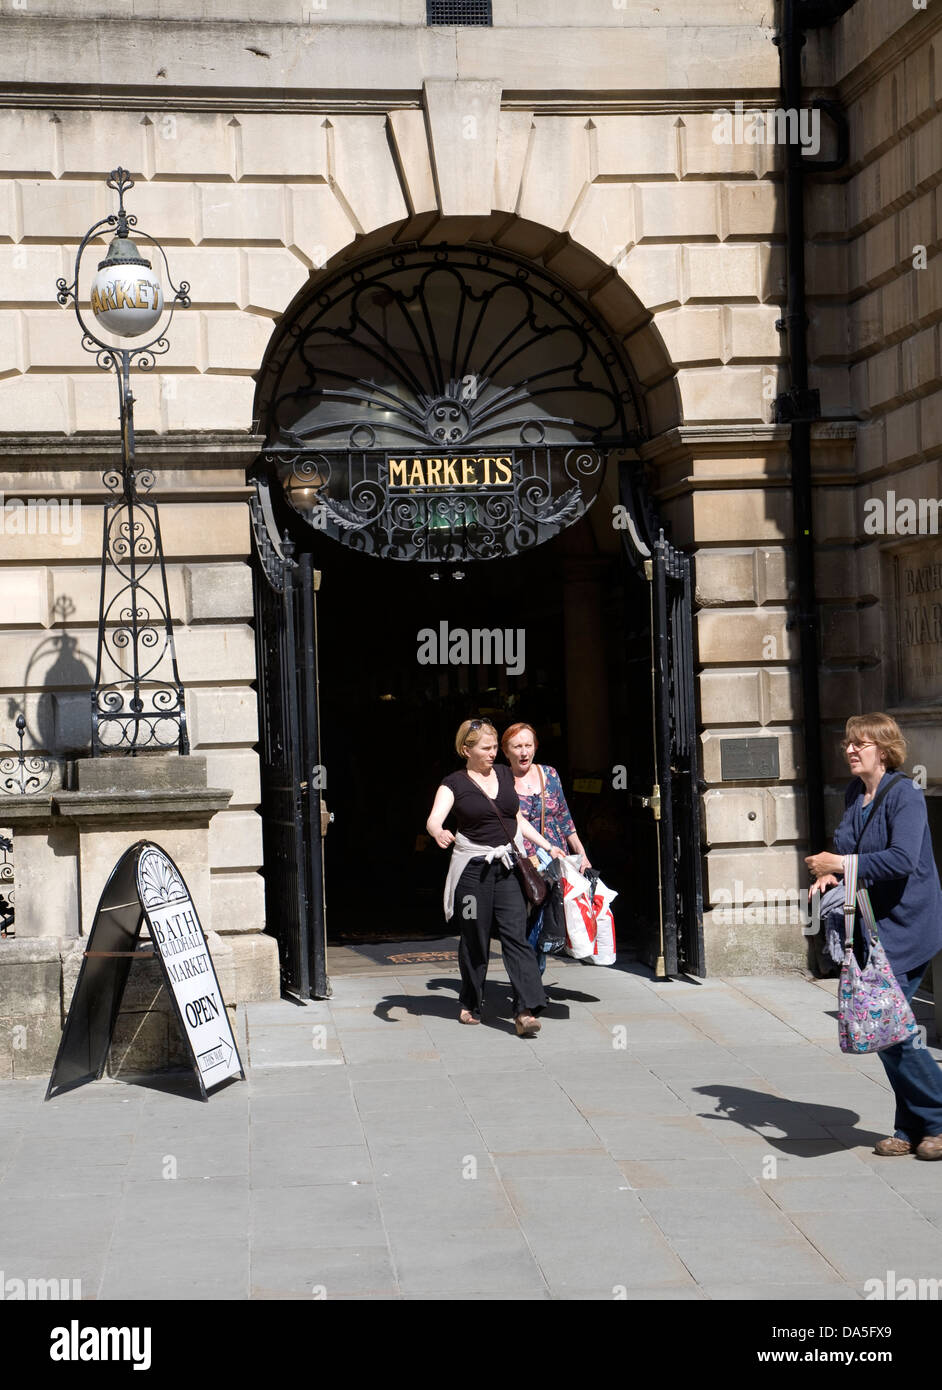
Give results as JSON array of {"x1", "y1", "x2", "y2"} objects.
[
  {"x1": 255, "y1": 245, "x2": 643, "y2": 563},
  {"x1": 0, "y1": 716, "x2": 54, "y2": 796}
]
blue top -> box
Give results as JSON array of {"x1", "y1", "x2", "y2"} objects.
[{"x1": 833, "y1": 773, "x2": 942, "y2": 975}]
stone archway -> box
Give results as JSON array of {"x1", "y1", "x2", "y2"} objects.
[
  {"x1": 253, "y1": 237, "x2": 659, "y2": 564},
  {"x1": 248, "y1": 228, "x2": 702, "y2": 975},
  {"x1": 255, "y1": 213, "x2": 683, "y2": 454}
]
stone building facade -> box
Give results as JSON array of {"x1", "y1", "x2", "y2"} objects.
[{"x1": 0, "y1": 0, "x2": 939, "y2": 1074}]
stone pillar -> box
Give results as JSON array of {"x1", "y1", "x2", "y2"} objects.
[
  {"x1": 0, "y1": 753, "x2": 280, "y2": 1079},
  {"x1": 2, "y1": 800, "x2": 79, "y2": 939},
  {"x1": 55, "y1": 755, "x2": 228, "y2": 935},
  {"x1": 53, "y1": 754, "x2": 279, "y2": 1006}
]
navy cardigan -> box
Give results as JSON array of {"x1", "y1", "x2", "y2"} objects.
[{"x1": 833, "y1": 772, "x2": 942, "y2": 975}]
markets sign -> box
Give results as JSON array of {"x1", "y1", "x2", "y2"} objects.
[
  {"x1": 268, "y1": 444, "x2": 606, "y2": 562},
  {"x1": 386, "y1": 454, "x2": 515, "y2": 489}
]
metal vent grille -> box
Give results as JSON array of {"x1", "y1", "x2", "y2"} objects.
[{"x1": 426, "y1": 0, "x2": 492, "y2": 24}]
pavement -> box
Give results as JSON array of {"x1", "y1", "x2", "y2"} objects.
[{"x1": 2, "y1": 950, "x2": 941, "y2": 1302}]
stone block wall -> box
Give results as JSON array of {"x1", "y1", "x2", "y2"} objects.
[{"x1": 810, "y1": 0, "x2": 942, "y2": 837}]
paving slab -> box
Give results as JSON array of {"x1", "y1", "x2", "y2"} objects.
[
  {"x1": 668, "y1": 1233, "x2": 845, "y2": 1285},
  {"x1": 251, "y1": 1243, "x2": 398, "y2": 1299},
  {"x1": 787, "y1": 1212, "x2": 942, "y2": 1279},
  {"x1": 388, "y1": 1226, "x2": 548, "y2": 1296}
]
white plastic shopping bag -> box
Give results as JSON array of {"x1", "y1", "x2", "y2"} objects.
[{"x1": 559, "y1": 856, "x2": 617, "y2": 966}]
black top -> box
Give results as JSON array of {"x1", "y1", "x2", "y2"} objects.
[{"x1": 442, "y1": 764, "x2": 519, "y2": 847}]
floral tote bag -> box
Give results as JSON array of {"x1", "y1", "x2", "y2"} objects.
[{"x1": 837, "y1": 855, "x2": 920, "y2": 1054}]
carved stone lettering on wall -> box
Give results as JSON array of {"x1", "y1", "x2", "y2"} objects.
[{"x1": 896, "y1": 542, "x2": 942, "y2": 704}]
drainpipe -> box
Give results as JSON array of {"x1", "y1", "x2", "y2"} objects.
[{"x1": 773, "y1": 0, "x2": 854, "y2": 852}]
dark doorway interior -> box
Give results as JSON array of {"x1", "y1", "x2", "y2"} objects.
[
  {"x1": 315, "y1": 536, "x2": 561, "y2": 938},
  {"x1": 312, "y1": 526, "x2": 656, "y2": 949}
]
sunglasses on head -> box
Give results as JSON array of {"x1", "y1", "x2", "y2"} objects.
[{"x1": 468, "y1": 719, "x2": 495, "y2": 731}]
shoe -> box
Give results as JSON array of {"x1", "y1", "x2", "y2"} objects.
[
  {"x1": 458, "y1": 1008, "x2": 480, "y2": 1026},
  {"x1": 514, "y1": 1013, "x2": 541, "y2": 1037},
  {"x1": 873, "y1": 1136, "x2": 913, "y2": 1156},
  {"x1": 916, "y1": 1134, "x2": 942, "y2": 1160}
]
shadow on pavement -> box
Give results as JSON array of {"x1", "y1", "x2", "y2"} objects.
[{"x1": 692, "y1": 1083, "x2": 885, "y2": 1153}]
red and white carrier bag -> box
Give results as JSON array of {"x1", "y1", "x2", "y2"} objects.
[{"x1": 559, "y1": 857, "x2": 617, "y2": 966}]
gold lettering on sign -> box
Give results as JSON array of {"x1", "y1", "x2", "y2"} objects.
[{"x1": 386, "y1": 455, "x2": 517, "y2": 488}]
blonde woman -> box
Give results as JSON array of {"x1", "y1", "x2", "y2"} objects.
[
  {"x1": 426, "y1": 718, "x2": 564, "y2": 1035},
  {"x1": 806, "y1": 713, "x2": 942, "y2": 1160}
]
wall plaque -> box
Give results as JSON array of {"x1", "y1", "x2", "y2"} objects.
[
  {"x1": 895, "y1": 542, "x2": 942, "y2": 704},
  {"x1": 720, "y1": 737, "x2": 780, "y2": 781}
]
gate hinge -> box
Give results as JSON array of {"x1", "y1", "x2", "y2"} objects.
[{"x1": 642, "y1": 784, "x2": 661, "y2": 820}]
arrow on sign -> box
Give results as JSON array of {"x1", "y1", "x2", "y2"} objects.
[{"x1": 197, "y1": 1037, "x2": 234, "y2": 1072}]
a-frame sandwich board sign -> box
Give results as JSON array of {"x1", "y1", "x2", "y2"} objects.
[{"x1": 46, "y1": 839, "x2": 245, "y2": 1101}]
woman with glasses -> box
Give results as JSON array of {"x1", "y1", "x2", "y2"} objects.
[
  {"x1": 806, "y1": 713, "x2": 942, "y2": 1160},
  {"x1": 426, "y1": 718, "x2": 565, "y2": 1035}
]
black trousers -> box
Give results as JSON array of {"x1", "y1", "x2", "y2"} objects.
[{"x1": 455, "y1": 857, "x2": 547, "y2": 1017}]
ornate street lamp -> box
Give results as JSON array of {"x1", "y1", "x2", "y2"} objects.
[{"x1": 56, "y1": 168, "x2": 191, "y2": 755}]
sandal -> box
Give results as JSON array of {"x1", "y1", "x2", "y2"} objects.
[
  {"x1": 459, "y1": 1008, "x2": 480, "y2": 1025},
  {"x1": 514, "y1": 1013, "x2": 541, "y2": 1037},
  {"x1": 873, "y1": 1136, "x2": 912, "y2": 1156}
]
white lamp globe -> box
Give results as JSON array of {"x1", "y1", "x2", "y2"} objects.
[{"x1": 90, "y1": 235, "x2": 163, "y2": 338}]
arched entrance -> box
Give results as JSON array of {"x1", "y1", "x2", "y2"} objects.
[{"x1": 250, "y1": 241, "x2": 703, "y2": 996}]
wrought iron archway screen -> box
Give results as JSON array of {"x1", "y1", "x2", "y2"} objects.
[{"x1": 256, "y1": 247, "x2": 644, "y2": 563}]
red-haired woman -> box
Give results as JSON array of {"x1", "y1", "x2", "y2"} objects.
[{"x1": 502, "y1": 723, "x2": 591, "y2": 974}]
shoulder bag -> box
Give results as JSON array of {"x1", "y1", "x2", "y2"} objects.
[
  {"x1": 837, "y1": 853, "x2": 919, "y2": 1054},
  {"x1": 527, "y1": 765, "x2": 547, "y2": 867}
]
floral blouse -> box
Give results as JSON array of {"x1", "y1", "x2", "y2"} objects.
[{"x1": 516, "y1": 764, "x2": 576, "y2": 855}]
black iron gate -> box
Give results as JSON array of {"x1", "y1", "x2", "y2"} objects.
[
  {"x1": 622, "y1": 515, "x2": 705, "y2": 978},
  {"x1": 250, "y1": 479, "x2": 329, "y2": 999},
  {"x1": 649, "y1": 531, "x2": 705, "y2": 976}
]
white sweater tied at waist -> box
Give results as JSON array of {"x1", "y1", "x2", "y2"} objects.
[{"x1": 443, "y1": 830, "x2": 522, "y2": 922}]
